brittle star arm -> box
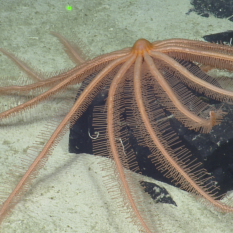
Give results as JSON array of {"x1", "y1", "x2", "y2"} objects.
[
  {"x1": 0, "y1": 53, "x2": 131, "y2": 224},
  {"x1": 0, "y1": 52, "x2": 129, "y2": 120},
  {"x1": 134, "y1": 52, "x2": 233, "y2": 213}
]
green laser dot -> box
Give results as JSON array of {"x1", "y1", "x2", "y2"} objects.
[{"x1": 66, "y1": 5, "x2": 72, "y2": 11}]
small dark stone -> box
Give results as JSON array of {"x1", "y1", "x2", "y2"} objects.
[
  {"x1": 190, "y1": 0, "x2": 233, "y2": 19},
  {"x1": 203, "y1": 30, "x2": 233, "y2": 45},
  {"x1": 140, "y1": 181, "x2": 177, "y2": 206},
  {"x1": 200, "y1": 13, "x2": 209, "y2": 17}
]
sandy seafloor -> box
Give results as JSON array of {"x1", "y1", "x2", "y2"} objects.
[{"x1": 0, "y1": 0, "x2": 233, "y2": 232}]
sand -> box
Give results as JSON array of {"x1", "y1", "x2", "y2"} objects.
[{"x1": 0, "y1": 0, "x2": 233, "y2": 232}]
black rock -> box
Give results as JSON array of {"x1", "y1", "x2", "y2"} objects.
[{"x1": 190, "y1": 0, "x2": 233, "y2": 19}]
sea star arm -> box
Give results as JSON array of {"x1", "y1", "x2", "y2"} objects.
[
  {"x1": 144, "y1": 52, "x2": 220, "y2": 132},
  {"x1": 0, "y1": 53, "x2": 131, "y2": 224},
  {"x1": 134, "y1": 52, "x2": 233, "y2": 213},
  {"x1": 151, "y1": 50, "x2": 233, "y2": 101},
  {"x1": 0, "y1": 52, "x2": 129, "y2": 121}
]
